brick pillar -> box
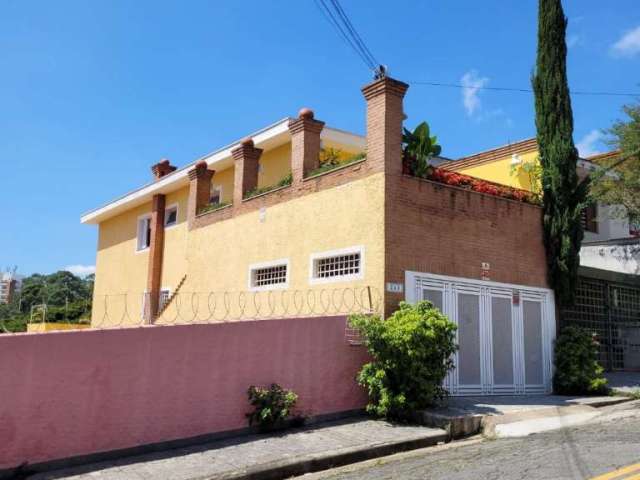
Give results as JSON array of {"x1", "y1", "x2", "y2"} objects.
[
  {"x1": 361, "y1": 77, "x2": 409, "y2": 176},
  {"x1": 231, "y1": 138, "x2": 262, "y2": 205},
  {"x1": 187, "y1": 161, "x2": 215, "y2": 220},
  {"x1": 151, "y1": 158, "x2": 176, "y2": 181},
  {"x1": 146, "y1": 194, "x2": 165, "y2": 323},
  {"x1": 289, "y1": 108, "x2": 325, "y2": 184}
]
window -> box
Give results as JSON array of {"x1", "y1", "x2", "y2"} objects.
[
  {"x1": 210, "y1": 184, "x2": 222, "y2": 205},
  {"x1": 141, "y1": 288, "x2": 171, "y2": 318},
  {"x1": 137, "y1": 214, "x2": 152, "y2": 251},
  {"x1": 165, "y1": 204, "x2": 178, "y2": 227},
  {"x1": 580, "y1": 203, "x2": 598, "y2": 233},
  {"x1": 310, "y1": 246, "x2": 364, "y2": 284},
  {"x1": 248, "y1": 259, "x2": 289, "y2": 291}
]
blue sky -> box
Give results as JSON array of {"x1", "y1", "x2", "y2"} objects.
[{"x1": 1, "y1": 0, "x2": 638, "y2": 276}]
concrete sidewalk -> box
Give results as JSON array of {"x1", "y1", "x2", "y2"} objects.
[
  {"x1": 415, "y1": 394, "x2": 632, "y2": 438},
  {"x1": 29, "y1": 419, "x2": 447, "y2": 480},
  {"x1": 606, "y1": 371, "x2": 640, "y2": 395}
]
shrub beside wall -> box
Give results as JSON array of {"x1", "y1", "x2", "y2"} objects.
[
  {"x1": 553, "y1": 326, "x2": 608, "y2": 395},
  {"x1": 349, "y1": 301, "x2": 457, "y2": 418}
]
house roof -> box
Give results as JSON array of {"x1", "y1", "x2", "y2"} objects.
[
  {"x1": 441, "y1": 138, "x2": 538, "y2": 171},
  {"x1": 587, "y1": 150, "x2": 622, "y2": 165},
  {"x1": 80, "y1": 119, "x2": 366, "y2": 225},
  {"x1": 441, "y1": 137, "x2": 612, "y2": 174}
]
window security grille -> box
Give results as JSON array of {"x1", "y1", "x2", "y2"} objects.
[
  {"x1": 315, "y1": 253, "x2": 360, "y2": 279},
  {"x1": 252, "y1": 264, "x2": 288, "y2": 287},
  {"x1": 159, "y1": 289, "x2": 171, "y2": 310}
]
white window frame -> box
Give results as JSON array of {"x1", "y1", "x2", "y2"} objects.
[
  {"x1": 164, "y1": 203, "x2": 179, "y2": 229},
  {"x1": 248, "y1": 258, "x2": 290, "y2": 292},
  {"x1": 309, "y1": 246, "x2": 365, "y2": 285},
  {"x1": 136, "y1": 213, "x2": 152, "y2": 253}
]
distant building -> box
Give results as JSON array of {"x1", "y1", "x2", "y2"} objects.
[{"x1": 0, "y1": 271, "x2": 22, "y2": 305}]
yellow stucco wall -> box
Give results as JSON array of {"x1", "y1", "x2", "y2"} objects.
[
  {"x1": 162, "y1": 187, "x2": 189, "y2": 290},
  {"x1": 258, "y1": 143, "x2": 291, "y2": 188},
  {"x1": 92, "y1": 200, "x2": 152, "y2": 326},
  {"x1": 456, "y1": 150, "x2": 540, "y2": 192},
  {"x1": 91, "y1": 138, "x2": 374, "y2": 327},
  {"x1": 156, "y1": 171, "x2": 385, "y2": 324}
]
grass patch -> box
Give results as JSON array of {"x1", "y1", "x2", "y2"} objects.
[
  {"x1": 306, "y1": 152, "x2": 365, "y2": 178},
  {"x1": 198, "y1": 201, "x2": 231, "y2": 215},
  {"x1": 244, "y1": 172, "x2": 292, "y2": 200}
]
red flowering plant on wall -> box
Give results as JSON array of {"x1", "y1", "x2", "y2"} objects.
[
  {"x1": 404, "y1": 156, "x2": 540, "y2": 205},
  {"x1": 401, "y1": 121, "x2": 539, "y2": 205}
]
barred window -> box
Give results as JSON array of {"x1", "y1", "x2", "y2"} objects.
[
  {"x1": 311, "y1": 247, "x2": 363, "y2": 283},
  {"x1": 250, "y1": 263, "x2": 288, "y2": 289}
]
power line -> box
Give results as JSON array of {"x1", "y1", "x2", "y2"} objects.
[
  {"x1": 409, "y1": 81, "x2": 639, "y2": 98},
  {"x1": 328, "y1": 0, "x2": 379, "y2": 68},
  {"x1": 313, "y1": 0, "x2": 383, "y2": 76}
]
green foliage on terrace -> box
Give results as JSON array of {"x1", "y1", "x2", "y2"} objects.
[
  {"x1": 198, "y1": 201, "x2": 232, "y2": 215},
  {"x1": 402, "y1": 121, "x2": 442, "y2": 178},
  {"x1": 350, "y1": 301, "x2": 457, "y2": 418},
  {"x1": 306, "y1": 150, "x2": 366, "y2": 178},
  {"x1": 244, "y1": 172, "x2": 293, "y2": 200}
]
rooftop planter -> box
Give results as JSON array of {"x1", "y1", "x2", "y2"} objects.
[
  {"x1": 198, "y1": 201, "x2": 232, "y2": 215},
  {"x1": 403, "y1": 157, "x2": 540, "y2": 205},
  {"x1": 306, "y1": 151, "x2": 366, "y2": 179},
  {"x1": 244, "y1": 172, "x2": 292, "y2": 200}
]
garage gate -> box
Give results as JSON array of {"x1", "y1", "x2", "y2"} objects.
[{"x1": 406, "y1": 272, "x2": 556, "y2": 396}]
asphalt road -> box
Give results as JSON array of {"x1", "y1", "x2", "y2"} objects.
[{"x1": 303, "y1": 401, "x2": 640, "y2": 480}]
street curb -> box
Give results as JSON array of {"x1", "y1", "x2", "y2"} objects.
[
  {"x1": 201, "y1": 430, "x2": 448, "y2": 480},
  {"x1": 410, "y1": 410, "x2": 483, "y2": 439}
]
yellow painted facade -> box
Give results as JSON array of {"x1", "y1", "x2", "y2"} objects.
[
  {"x1": 91, "y1": 138, "x2": 374, "y2": 327},
  {"x1": 455, "y1": 150, "x2": 540, "y2": 192}
]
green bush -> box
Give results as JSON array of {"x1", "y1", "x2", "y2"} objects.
[
  {"x1": 246, "y1": 383, "x2": 299, "y2": 431},
  {"x1": 553, "y1": 326, "x2": 608, "y2": 395},
  {"x1": 350, "y1": 301, "x2": 457, "y2": 418}
]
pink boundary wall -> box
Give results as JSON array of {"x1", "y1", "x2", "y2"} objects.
[{"x1": 0, "y1": 316, "x2": 369, "y2": 470}]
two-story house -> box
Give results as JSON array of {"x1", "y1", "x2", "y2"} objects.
[{"x1": 82, "y1": 76, "x2": 555, "y2": 395}]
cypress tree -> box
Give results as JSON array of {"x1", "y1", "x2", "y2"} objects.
[{"x1": 532, "y1": 0, "x2": 588, "y2": 308}]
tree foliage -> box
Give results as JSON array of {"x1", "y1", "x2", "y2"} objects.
[
  {"x1": 590, "y1": 102, "x2": 640, "y2": 227},
  {"x1": 532, "y1": 0, "x2": 589, "y2": 308},
  {"x1": 350, "y1": 301, "x2": 457, "y2": 418},
  {"x1": 0, "y1": 270, "x2": 93, "y2": 332}
]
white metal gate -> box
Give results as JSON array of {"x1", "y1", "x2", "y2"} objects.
[{"x1": 405, "y1": 272, "x2": 556, "y2": 396}]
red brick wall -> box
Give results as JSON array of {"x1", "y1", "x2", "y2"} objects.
[{"x1": 384, "y1": 174, "x2": 548, "y2": 314}]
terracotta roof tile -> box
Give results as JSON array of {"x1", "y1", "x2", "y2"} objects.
[{"x1": 442, "y1": 138, "x2": 538, "y2": 171}]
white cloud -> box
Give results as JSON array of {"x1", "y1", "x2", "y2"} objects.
[
  {"x1": 576, "y1": 130, "x2": 604, "y2": 158},
  {"x1": 460, "y1": 70, "x2": 489, "y2": 117},
  {"x1": 64, "y1": 264, "x2": 96, "y2": 278},
  {"x1": 611, "y1": 26, "x2": 640, "y2": 57},
  {"x1": 567, "y1": 34, "x2": 581, "y2": 49}
]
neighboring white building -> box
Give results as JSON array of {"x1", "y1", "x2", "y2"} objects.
[
  {"x1": 0, "y1": 271, "x2": 22, "y2": 305},
  {"x1": 580, "y1": 238, "x2": 640, "y2": 276}
]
